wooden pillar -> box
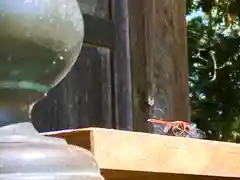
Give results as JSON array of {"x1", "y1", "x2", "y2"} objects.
[
  {"x1": 129, "y1": 0, "x2": 189, "y2": 132},
  {"x1": 112, "y1": 0, "x2": 133, "y2": 130},
  {"x1": 128, "y1": 0, "x2": 149, "y2": 132}
]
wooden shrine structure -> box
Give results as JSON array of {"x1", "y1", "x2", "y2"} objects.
[
  {"x1": 32, "y1": 0, "x2": 189, "y2": 133},
  {"x1": 37, "y1": 0, "x2": 239, "y2": 179}
]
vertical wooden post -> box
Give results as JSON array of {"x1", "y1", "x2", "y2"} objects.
[
  {"x1": 144, "y1": 0, "x2": 189, "y2": 130},
  {"x1": 112, "y1": 0, "x2": 133, "y2": 130},
  {"x1": 129, "y1": 0, "x2": 189, "y2": 132},
  {"x1": 128, "y1": 0, "x2": 149, "y2": 132}
]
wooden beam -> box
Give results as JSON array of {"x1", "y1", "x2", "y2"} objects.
[
  {"x1": 83, "y1": 14, "x2": 114, "y2": 47},
  {"x1": 43, "y1": 128, "x2": 240, "y2": 179}
]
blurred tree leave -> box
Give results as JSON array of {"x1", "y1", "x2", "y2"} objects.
[{"x1": 187, "y1": 0, "x2": 240, "y2": 141}]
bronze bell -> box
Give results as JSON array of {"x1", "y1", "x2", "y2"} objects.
[
  {"x1": 0, "y1": 0, "x2": 84, "y2": 118},
  {"x1": 0, "y1": 0, "x2": 103, "y2": 179}
]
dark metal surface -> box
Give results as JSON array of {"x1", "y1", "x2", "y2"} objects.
[{"x1": 0, "y1": 109, "x2": 28, "y2": 127}]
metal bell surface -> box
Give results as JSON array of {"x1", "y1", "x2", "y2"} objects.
[{"x1": 0, "y1": 0, "x2": 84, "y2": 105}]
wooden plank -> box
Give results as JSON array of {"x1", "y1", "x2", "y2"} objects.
[
  {"x1": 101, "y1": 170, "x2": 235, "y2": 180},
  {"x1": 83, "y1": 14, "x2": 114, "y2": 47},
  {"x1": 43, "y1": 128, "x2": 240, "y2": 179},
  {"x1": 78, "y1": 0, "x2": 110, "y2": 19}
]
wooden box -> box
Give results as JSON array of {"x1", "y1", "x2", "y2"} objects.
[{"x1": 43, "y1": 128, "x2": 240, "y2": 180}]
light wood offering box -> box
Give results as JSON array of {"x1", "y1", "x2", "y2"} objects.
[{"x1": 43, "y1": 128, "x2": 240, "y2": 180}]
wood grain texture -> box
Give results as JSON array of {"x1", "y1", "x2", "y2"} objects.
[
  {"x1": 143, "y1": 0, "x2": 189, "y2": 132},
  {"x1": 128, "y1": 0, "x2": 189, "y2": 133},
  {"x1": 128, "y1": 0, "x2": 149, "y2": 132},
  {"x1": 43, "y1": 128, "x2": 240, "y2": 179},
  {"x1": 77, "y1": 0, "x2": 110, "y2": 19},
  {"x1": 111, "y1": 0, "x2": 133, "y2": 130},
  {"x1": 83, "y1": 14, "x2": 114, "y2": 47},
  {"x1": 32, "y1": 45, "x2": 113, "y2": 132}
]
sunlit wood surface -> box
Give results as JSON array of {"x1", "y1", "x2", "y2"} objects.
[{"x1": 43, "y1": 128, "x2": 240, "y2": 180}]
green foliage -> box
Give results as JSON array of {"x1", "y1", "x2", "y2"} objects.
[{"x1": 187, "y1": 0, "x2": 240, "y2": 141}]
